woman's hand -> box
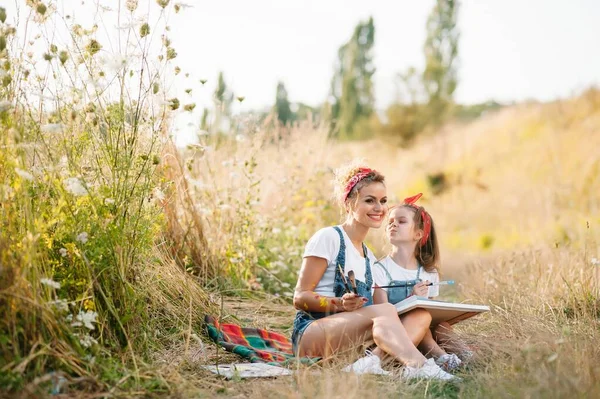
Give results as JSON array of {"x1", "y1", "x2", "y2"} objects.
[
  {"x1": 412, "y1": 280, "x2": 430, "y2": 297},
  {"x1": 340, "y1": 293, "x2": 368, "y2": 312}
]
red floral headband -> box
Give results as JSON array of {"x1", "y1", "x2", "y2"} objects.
[
  {"x1": 343, "y1": 167, "x2": 374, "y2": 202},
  {"x1": 403, "y1": 193, "x2": 431, "y2": 247}
]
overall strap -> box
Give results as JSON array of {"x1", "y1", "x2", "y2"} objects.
[
  {"x1": 374, "y1": 260, "x2": 393, "y2": 283},
  {"x1": 332, "y1": 226, "x2": 346, "y2": 272},
  {"x1": 416, "y1": 264, "x2": 422, "y2": 280}
]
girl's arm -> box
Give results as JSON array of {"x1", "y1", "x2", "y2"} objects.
[
  {"x1": 293, "y1": 256, "x2": 364, "y2": 313},
  {"x1": 373, "y1": 286, "x2": 389, "y2": 304}
]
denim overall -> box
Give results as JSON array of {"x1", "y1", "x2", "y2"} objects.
[
  {"x1": 291, "y1": 226, "x2": 373, "y2": 355},
  {"x1": 375, "y1": 261, "x2": 423, "y2": 305}
]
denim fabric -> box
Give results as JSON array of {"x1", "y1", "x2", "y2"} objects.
[
  {"x1": 291, "y1": 226, "x2": 374, "y2": 354},
  {"x1": 375, "y1": 261, "x2": 422, "y2": 304}
]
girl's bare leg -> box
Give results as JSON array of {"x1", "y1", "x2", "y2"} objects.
[
  {"x1": 399, "y1": 308, "x2": 432, "y2": 346},
  {"x1": 418, "y1": 328, "x2": 447, "y2": 358},
  {"x1": 298, "y1": 303, "x2": 427, "y2": 367},
  {"x1": 432, "y1": 322, "x2": 471, "y2": 355}
]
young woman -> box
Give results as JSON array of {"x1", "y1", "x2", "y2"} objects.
[
  {"x1": 373, "y1": 193, "x2": 472, "y2": 371},
  {"x1": 291, "y1": 165, "x2": 455, "y2": 380}
]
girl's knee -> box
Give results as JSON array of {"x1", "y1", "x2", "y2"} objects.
[{"x1": 409, "y1": 308, "x2": 432, "y2": 325}]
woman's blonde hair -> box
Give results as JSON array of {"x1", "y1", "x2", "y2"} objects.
[{"x1": 333, "y1": 160, "x2": 385, "y2": 210}]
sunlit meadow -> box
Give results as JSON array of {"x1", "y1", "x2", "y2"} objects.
[{"x1": 1, "y1": 1, "x2": 599, "y2": 398}]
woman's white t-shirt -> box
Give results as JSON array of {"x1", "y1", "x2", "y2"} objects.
[
  {"x1": 372, "y1": 256, "x2": 440, "y2": 298},
  {"x1": 303, "y1": 226, "x2": 377, "y2": 298}
]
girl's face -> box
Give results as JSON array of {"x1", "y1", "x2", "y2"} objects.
[
  {"x1": 347, "y1": 182, "x2": 388, "y2": 229},
  {"x1": 386, "y1": 206, "x2": 421, "y2": 245}
]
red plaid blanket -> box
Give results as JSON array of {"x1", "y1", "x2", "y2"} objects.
[{"x1": 204, "y1": 315, "x2": 318, "y2": 366}]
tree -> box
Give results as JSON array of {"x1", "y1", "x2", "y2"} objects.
[
  {"x1": 422, "y1": 0, "x2": 460, "y2": 125},
  {"x1": 212, "y1": 71, "x2": 233, "y2": 133},
  {"x1": 329, "y1": 17, "x2": 376, "y2": 139},
  {"x1": 274, "y1": 81, "x2": 293, "y2": 126}
]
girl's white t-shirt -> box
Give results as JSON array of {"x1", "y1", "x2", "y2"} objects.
[
  {"x1": 372, "y1": 256, "x2": 440, "y2": 298},
  {"x1": 303, "y1": 226, "x2": 377, "y2": 298}
]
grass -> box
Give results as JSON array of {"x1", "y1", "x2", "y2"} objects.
[{"x1": 1, "y1": 1, "x2": 600, "y2": 398}]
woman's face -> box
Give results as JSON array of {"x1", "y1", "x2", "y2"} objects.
[
  {"x1": 386, "y1": 206, "x2": 420, "y2": 245},
  {"x1": 348, "y1": 182, "x2": 388, "y2": 228}
]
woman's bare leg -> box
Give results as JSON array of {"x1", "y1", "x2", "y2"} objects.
[{"x1": 298, "y1": 303, "x2": 427, "y2": 367}]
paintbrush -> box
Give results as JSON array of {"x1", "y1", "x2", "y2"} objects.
[
  {"x1": 347, "y1": 270, "x2": 359, "y2": 295},
  {"x1": 337, "y1": 264, "x2": 353, "y2": 294},
  {"x1": 372, "y1": 280, "x2": 455, "y2": 289}
]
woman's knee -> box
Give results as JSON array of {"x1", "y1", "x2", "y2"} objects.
[{"x1": 371, "y1": 302, "x2": 398, "y2": 318}]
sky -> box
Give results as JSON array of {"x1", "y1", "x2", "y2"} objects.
[
  {"x1": 162, "y1": 0, "x2": 600, "y2": 110},
  {"x1": 4, "y1": 0, "x2": 600, "y2": 138}
]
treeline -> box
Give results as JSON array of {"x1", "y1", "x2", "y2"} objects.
[{"x1": 201, "y1": 0, "x2": 503, "y2": 146}]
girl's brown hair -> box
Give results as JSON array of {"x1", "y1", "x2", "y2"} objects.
[{"x1": 400, "y1": 204, "x2": 440, "y2": 273}]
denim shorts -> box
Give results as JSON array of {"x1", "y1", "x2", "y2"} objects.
[{"x1": 291, "y1": 311, "x2": 318, "y2": 355}]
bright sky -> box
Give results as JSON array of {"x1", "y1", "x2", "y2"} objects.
[
  {"x1": 163, "y1": 0, "x2": 600, "y2": 110},
  {"x1": 5, "y1": 0, "x2": 600, "y2": 115}
]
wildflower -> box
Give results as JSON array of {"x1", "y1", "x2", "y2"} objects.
[
  {"x1": 230, "y1": 257, "x2": 239, "y2": 264},
  {"x1": 41, "y1": 278, "x2": 61, "y2": 289},
  {"x1": 592, "y1": 258, "x2": 599, "y2": 266},
  {"x1": 41, "y1": 123, "x2": 64, "y2": 133},
  {"x1": 281, "y1": 282, "x2": 291, "y2": 288},
  {"x1": 272, "y1": 228, "x2": 282, "y2": 234},
  {"x1": 0, "y1": 100, "x2": 12, "y2": 112},
  {"x1": 76, "y1": 232, "x2": 89, "y2": 244},
  {"x1": 104, "y1": 198, "x2": 115, "y2": 205},
  {"x1": 51, "y1": 299, "x2": 69, "y2": 312},
  {"x1": 63, "y1": 177, "x2": 88, "y2": 196},
  {"x1": 65, "y1": 314, "x2": 73, "y2": 322},
  {"x1": 126, "y1": 0, "x2": 138, "y2": 11},
  {"x1": 153, "y1": 187, "x2": 166, "y2": 202},
  {"x1": 78, "y1": 333, "x2": 98, "y2": 348},
  {"x1": 235, "y1": 134, "x2": 246, "y2": 143},
  {"x1": 15, "y1": 168, "x2": 34, "y2": 181},
  {"x1": 59, "y1": 248, "x2": 67, "y2": 257},
  {"x1": 75, "y1": 310, "x2": 98, "y2": 330}
]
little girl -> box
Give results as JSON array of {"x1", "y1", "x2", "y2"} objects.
[{"x1": 372, "y1": 193, "x2": 472, "y2": 371}]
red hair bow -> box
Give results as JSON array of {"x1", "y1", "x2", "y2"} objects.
[
  {"x1": 403, "y1": 193, "x2": 431, "y2": 247},
  {"x1": 343, "y1": 168, "x2": 374, "y2": 202}
]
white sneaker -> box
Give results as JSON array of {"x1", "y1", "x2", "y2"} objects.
[
  {"x1": 402, "y1": 358, "x2": 460, "y2": 381},
  {"x1": 435, "y1": 353, "x2": 462, "y2": 371},
  {"x1": 342, "y1": 351, "x2": 391, "y2": 376}
]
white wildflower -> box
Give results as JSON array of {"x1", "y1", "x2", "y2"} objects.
[
  {"x1": 272, "y1": 228, "x2": 281, "y2": 234},
  {"x1": 51, "y1": 299, "x2": 69, "y2": 312},
  {"x1": 0, "y1": 100, "x2": 13, "y2": 112},
  {"x1": 76, "y1": 232, "x2": 89, "y2": 244},
  {"x1": 41, "y1": 278, "x2": 61, "y2": 289},
  {"x1": 59, "y1": 248, "x2": 68, "y2": 257},
  {"x1": 104, "y1": 198, "x2": 115, "y2": 205},
  {"x1": 235, "y1": 134, "x2": 246, "y2": 143},
  {"x1": 78, "y1": 333, "x2": 98, "y2": 348},
  {"x1": 76, "y1": 310, "x2": 98, "y2": 330},
  {"x1": 281, "y1": 282, "x2": 291, "y2": 288},
  {"x1": 64, "y1": 177, "x2": 88, "y2": 196},
  {"x1": 41, "y1": 123, "x2": 64, "y2": 134},
  {"x1": 65, "y1": 314, "x2": 73, "y2": 322},
  {"x1": 592, "y1": 257, "x2": 599, "y2": 266},
  {"x1": 15, "y1": 168, "x2": 34, "y2": 181},
  {"x1": 230, "y1": 258, "x2": 239, "y2": 264},
  {"x1": 153, "y1": 187, "x2": 166, "y2": 202}
]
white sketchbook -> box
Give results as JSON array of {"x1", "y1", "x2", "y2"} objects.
[
  {"x1": 394, "y1": 296, "x2": 489, "y2": 326},
  {"x1": 203, "y1": 363, "x2": 291, "y2": 379}
]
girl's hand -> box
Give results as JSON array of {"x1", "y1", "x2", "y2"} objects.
[
  {"x1": 412, "y1": 281, "x2": 429, "y2": 297},
  {"x1": 341, "y1": 293, "x2": 367, "y2": 312}
]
